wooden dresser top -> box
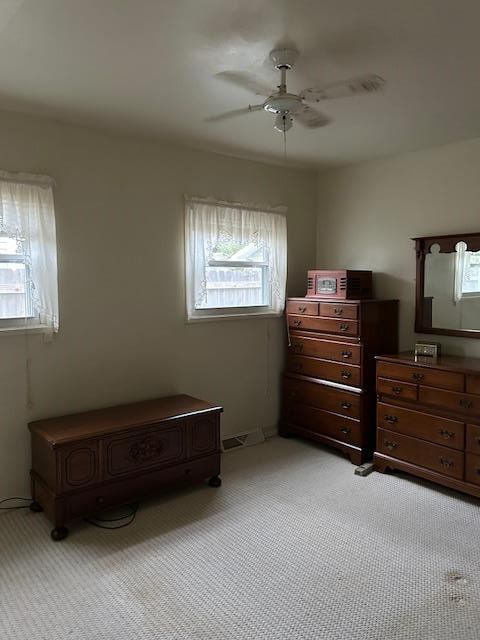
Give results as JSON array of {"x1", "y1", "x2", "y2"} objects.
[
  {"x1": 376, "y1": 352, "x2": 480, "y2": 375},
  {"x1": 29, "y1": 394, "x2": 223, "y2": 445}
]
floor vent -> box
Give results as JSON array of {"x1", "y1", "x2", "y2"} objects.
[{"x1": 222, "y1": 429, "x2": 265, "y2": 452}]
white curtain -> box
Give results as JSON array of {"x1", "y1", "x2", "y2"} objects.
[
  {"x1": 185, "y1": 197, "x2": 287, "y2": 318},
  {"x1": 454, "y1": 241, "x2": 467, "y2": 303},
  {"x1": 0, "y1": 171, "x2": 59, "y2": 331}
]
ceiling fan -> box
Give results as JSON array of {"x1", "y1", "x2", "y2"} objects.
[{"x1": 206, "y1": 48, "x2": 385, "y2": 133}]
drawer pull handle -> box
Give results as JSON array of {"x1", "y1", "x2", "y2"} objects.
[
  {"x1": 342, "y1": 350, "x2": 352, "y2": 359},
  {"x1": 438, "y1": 429, "x2": 454, "y2": 440},
  {"x1": 384, "y1": 440, "x2": 398, "y2": 451},
  {"x1": 293, "y1": 362, "x2": 303, "y2": 371},
  {"x1": 292, "y1": 343, "x2": 303, "y2": 352},
  {"x1": 412, "y1": 373, "x2": 425, "y2": 381},
  {"x1": 341, "y1": 371, "x2": 352, "y2": 379},
  {"x1": 340, "y1": 427, "x2": 351, "y2": 435},
  {"x1": 334, "y1": 308, "x2": 343, "y2": 315},
  {"x1": 385, "y1": 414, "x2": 398, "y2": 424},
  {"x1": 459, "y1": 399, "x2": 473, "y2": 409},
  {"x1": 293, "y1": 320, "x2": 302, "y2": 327},
  {"x1": 391, "y1": 386, "x2": 403, "y2": 394},
  {"x1": 341, "y1": 402, "x2": 352, "y2": 410},
  {"x1": 340, "y1": 323, "x2": 349, "y2": 332},
  {"x1": 440, "y1": 457, "x2": 454, "y2": 468},
  {"x1": 298, "y1": 306, "x2": 307, "y2": 313}
]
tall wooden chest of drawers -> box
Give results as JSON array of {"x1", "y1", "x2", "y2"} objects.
[
  {"x1": 375, "y1": 353, "x2": 480, "y2": 498},
  {"x1": 280, "y1": 298, "x2": 399, "y2": 464},
  {"x1": 29, "y1": 395, "x2": 223, "y2": 540}
]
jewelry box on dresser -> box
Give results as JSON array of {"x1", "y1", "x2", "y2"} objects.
[
  {"x1": 280, "y1": 271, "x2": 399, "y2": 464},
  {"x1": 375, "y1": 353, "x2": 480, "y2": 498}
]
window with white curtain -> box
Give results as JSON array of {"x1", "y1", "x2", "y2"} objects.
[
  {"x1": 185, "y1": 197, "x2": 287, "y2": 320},
  {"x1": 0, "y1": 171, "x2": 59, "y2": 332},
  {"x1": 454, "y1": 241, "x2": 480, "y2": 302}
]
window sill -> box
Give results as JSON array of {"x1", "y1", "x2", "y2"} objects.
[
  {"x1": 186, "y1": 311, "x2": 283, "y2": 324},
  {"x1": 0, "y1": 324, "x2": 53, "y2": 336}
]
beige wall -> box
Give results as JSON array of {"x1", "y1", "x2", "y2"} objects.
[
  {"x1": 316, "y1": 137, "x2": 480, "y2": 355},
  {"x1": 0, "y1": 110, "x2": 317, "y2": 498}
]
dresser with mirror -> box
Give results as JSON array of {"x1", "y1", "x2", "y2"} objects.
[{"x1": 375, "y1": 231, "x2": 480, "y2": 497}]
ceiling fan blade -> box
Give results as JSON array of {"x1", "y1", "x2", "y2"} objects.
[
  {"x1": 300, "y1": 73, "x2": 385, "y2": 102},
  {"x1": 215, "y1": 71, "x2": 273, "y2": 97},
  {"x1": 294, "y1": 105, "x2": 331, "y2": 129},
  {"x1": 205, "y1": 104, "x2": 263, "y2": 123}
]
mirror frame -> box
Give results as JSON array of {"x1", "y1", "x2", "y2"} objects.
[{"x1": 414, "y1": 232, "x2": 480, "y2": 339}]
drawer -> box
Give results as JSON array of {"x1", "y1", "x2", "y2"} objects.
[
  {"x1": 284, "y1": 376, "x2": 361, "y2": 419},
  {"x1": 105, "y1": 423, "x2": 186, "y2": 478},
  {"x1": 466, "y1": 375, "x2": 480, "y2": 395},
  {"x1": 319, "y1": 302, "x2": 358, "y2": 320},
  {"x1": 288, "y1": 314, "x2": 359, "y2": 336},
  {"x1": 419, "y1": 387, "x2": 480, "y2": 417},
  {"x1": 64, "y1": 456, "x2": 217, "y2": 521},
  {"x1": 466, "y1": 424, "x2": 480, "y2": 454},
  {"x1": 289, "y1": 334, "x2": 361, "y2": 365},
  {"x1": 287, "y1": 355, "x2": 360, "y2": 387},
  {"x1": 284, "y1": 402, "x2": 362, "y2": 445},
  {"x1": 377, "y1": 402, "x2": 464, "y2": 450},
  {"x1": 376, "y1": 361, "x2": 464, "y2": 391},
  {"x1": 465, "y1": 453, "x2": 480, "y2": 486},
  {"x1": 377, "y1": 377, "x2": 418, "y2": 402},
  {"x1": 377, "y1": 428, "x2": 464, "y2": 479},
  {"x1": 286, "y1": 300, "x2": 319, "y2": 316}
]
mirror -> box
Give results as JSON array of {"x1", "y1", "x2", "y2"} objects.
[{"x1": 414, "y1": 233, "x2": 480, "y2": 338}]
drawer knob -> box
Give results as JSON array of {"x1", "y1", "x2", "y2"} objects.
[
  {"x1": 459, "y1": 399, "x2": 473, "y2": 409},
  {"x1": 384, "y1": 440, "x2": 398, "y2": 451},
  {"x1": 340, "y1": 323, "x2": 349, "y2": 332},
  {"x1": 385, "y1": 414, "x2": 398, "y2": 424},
  {"x1": 391, "y1": 386, "x2": 403, "y2": 394},
  {"x1": 342, "y1": 350, "x2": 352, "y2": 359},
  {"x1": 334, "y1": 308, "x2": 343, "y2": 315},
  {"x1": 438, "y1": 429, "x2": 454, "y2": 440},
  {"x1": 293, "y1": 362, "x2": 303, "y2": 371},
  {"x1": 412, "y1": 373, "x2": 424, "y2": 381},
  {"x1": 341, "y1": 401, "x2": 352, "y2": 410},
  {"x1": 293, "y1": 320, "x2": 302, "y2": 327},
  {"x1": 340, "y1": 427, "x2": 351, "y2": 435},
  {"x1": 341, "y1": 371, "x2": 352, "y2": 379},
  {"x1": 298, "y1": 306, "x2": 307, "y2": 313},
  {"x1": 440, "y1": 457, "x2": 454, "y2": 468}
]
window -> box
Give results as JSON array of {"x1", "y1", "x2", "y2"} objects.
[
  {"x1": 461, "y1": 251, "x2": 480, "y2": 296},
  {"x1": 185, "y1": 197, "x2": 287, "y2": 320},
  {"x1": 0, "y1": 171, "x2": 58, "y2": 331}
]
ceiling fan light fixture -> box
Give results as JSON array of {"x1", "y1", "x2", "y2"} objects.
[{"x1": 273, "y1": 113, "x2": 293, "y2": 133}]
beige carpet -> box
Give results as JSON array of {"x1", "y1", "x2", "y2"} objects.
[{"x1": 1, "y1": 436, "x2": 480, "y2": 640}]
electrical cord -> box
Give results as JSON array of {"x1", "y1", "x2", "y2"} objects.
[
  {"x1": 0, "y1": 497, "x2": 32, "y2": 510},
  {"x1": 1, "y1": 495, "x2": 139, "y2": 530},
  {"x1": 84, "y1": 502, "x2": 139, "y2": 530}
]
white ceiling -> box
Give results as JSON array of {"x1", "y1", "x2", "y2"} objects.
[{"x1": 2, "y1": 0, "x2": 480, "y2": 169}]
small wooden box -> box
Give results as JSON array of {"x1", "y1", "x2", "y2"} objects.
[{"x1": 306, "y1": 270, "x2": 373, "y2": 300}]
